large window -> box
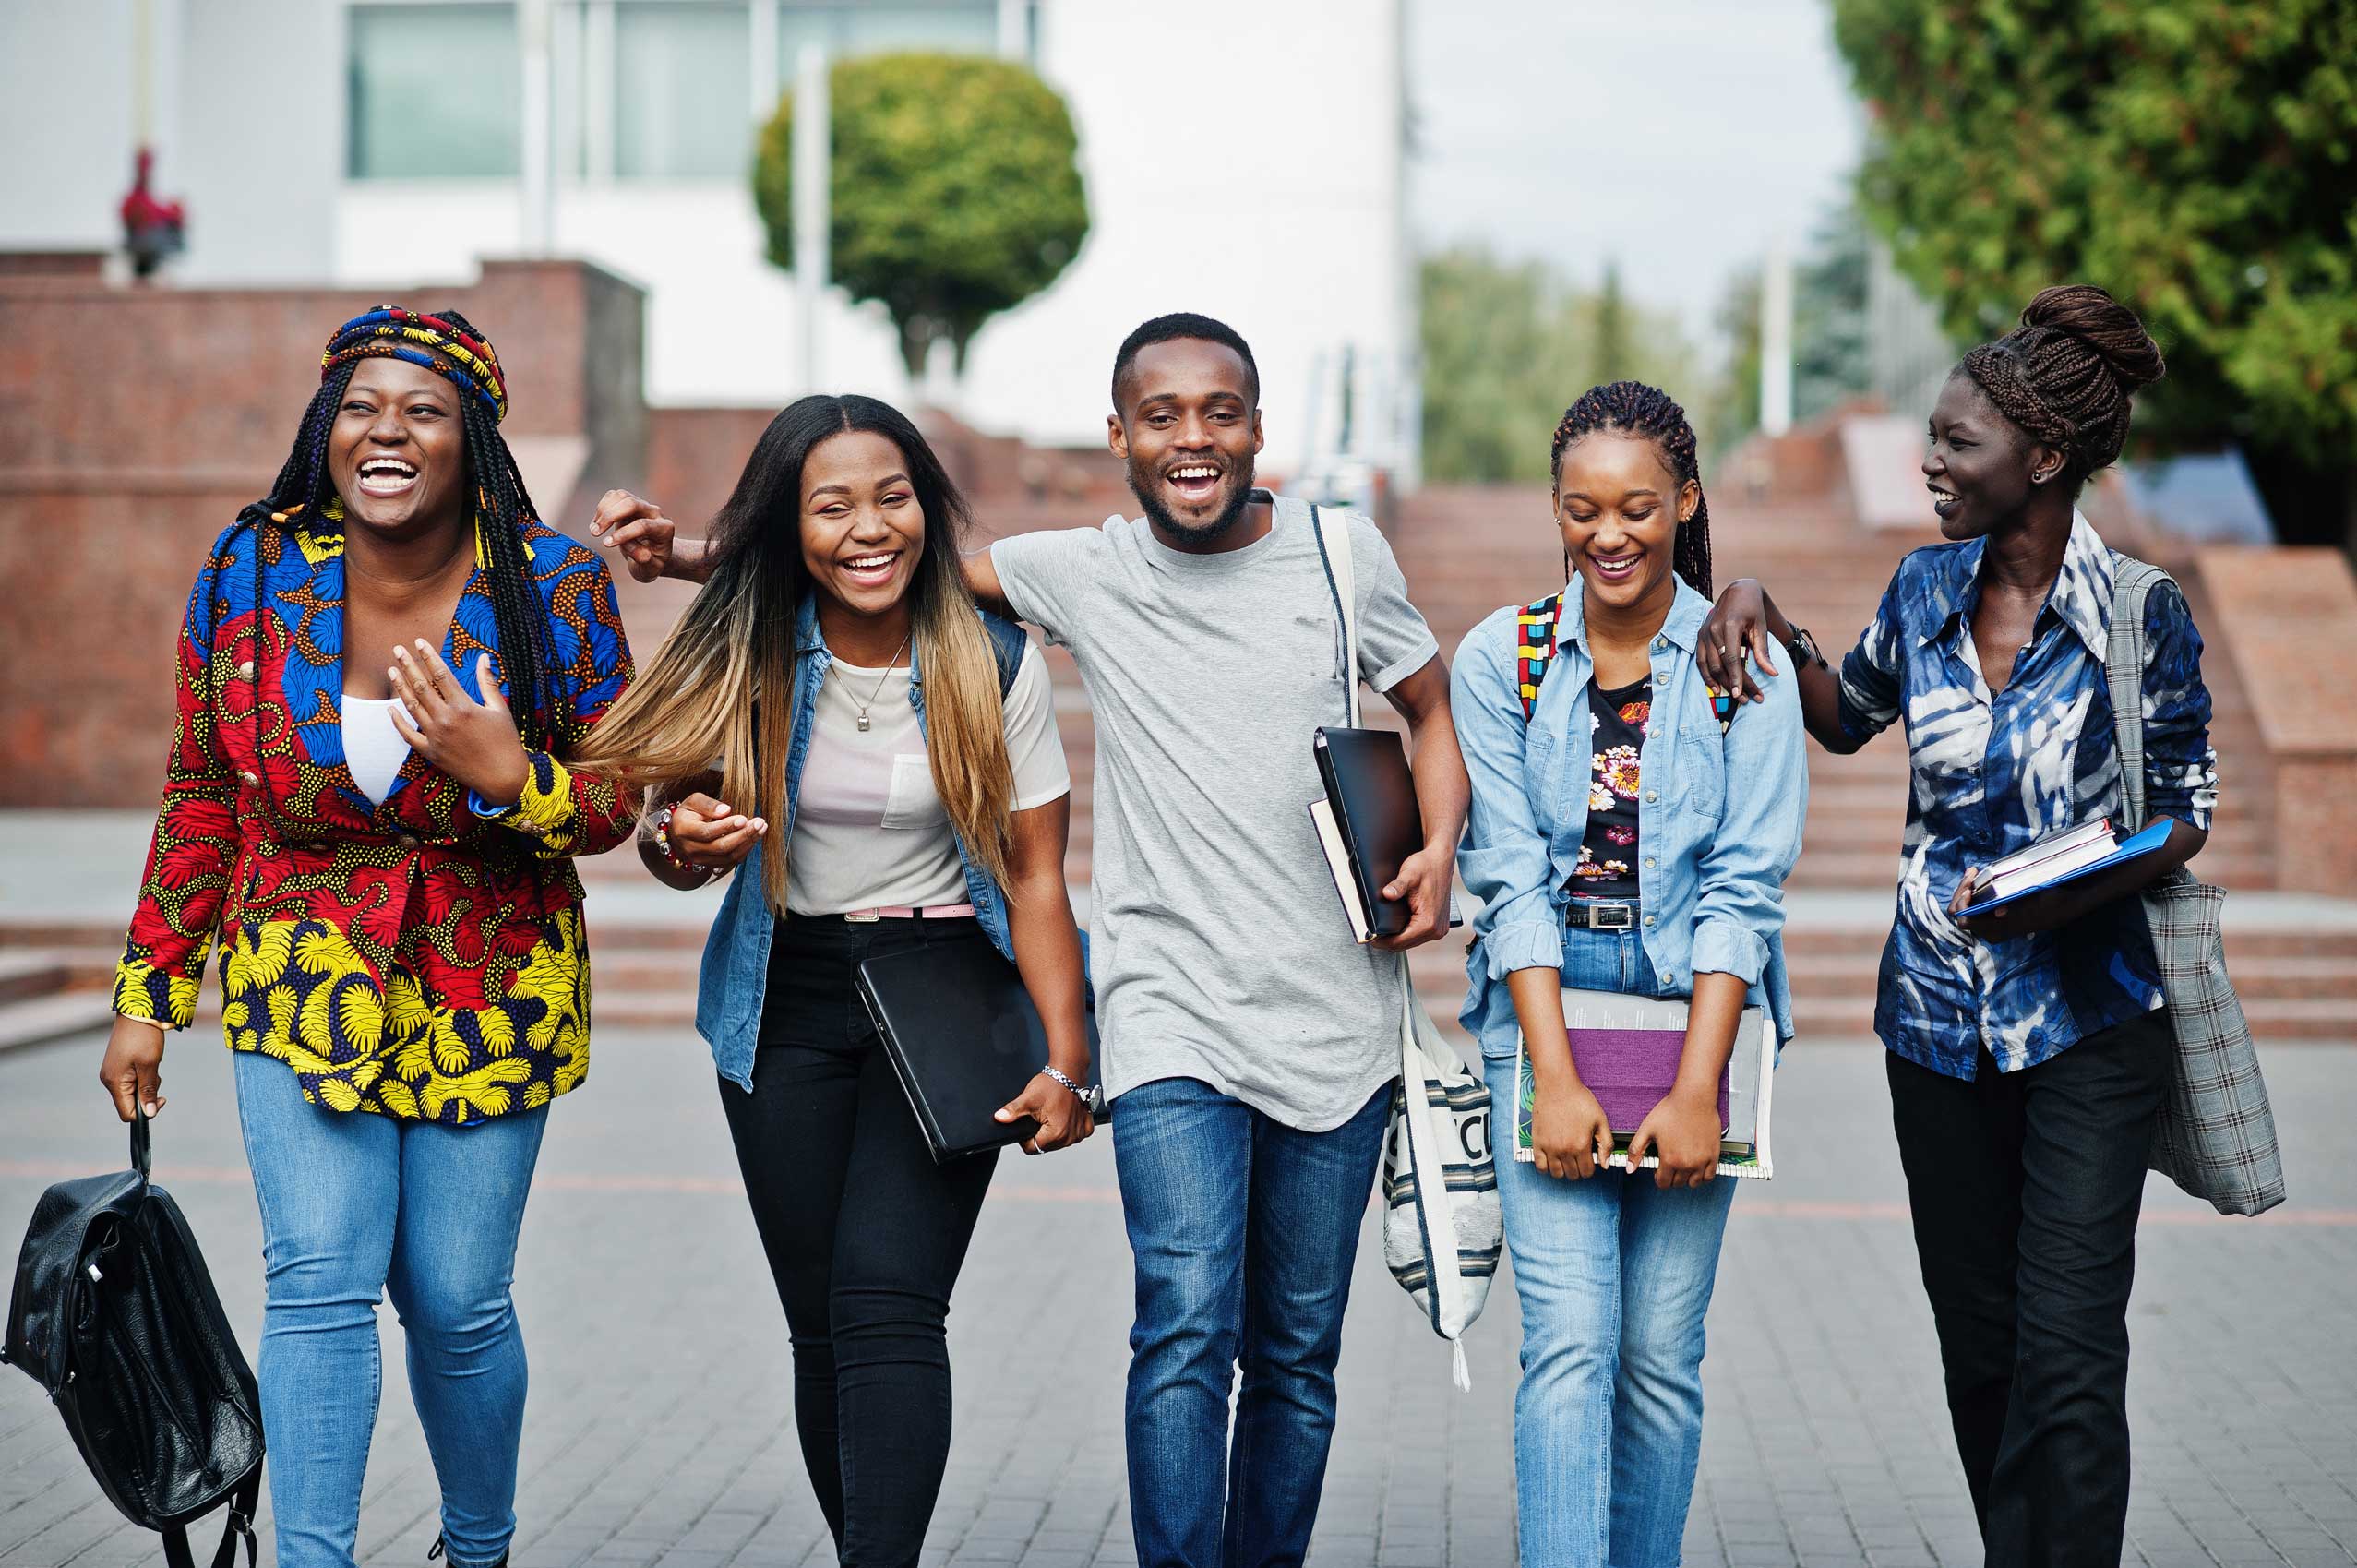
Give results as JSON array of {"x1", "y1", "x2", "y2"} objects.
[
  {"x1": 777, "y1": 2, "x2": 999, "y2": 71},
  {"x1": 616, "y1": 2, "x2": 753, "y2": 176},
  {"x1": 348, "y1": 4, "x2": 522, "y2": 178},
  {"x1": 345, "y1": 1, "x2": 1017, "y2": 183}
]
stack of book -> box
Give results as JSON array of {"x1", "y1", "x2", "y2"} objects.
[{"x1": 1959, "y1": 817, "x2": 2172, "y2": 916}]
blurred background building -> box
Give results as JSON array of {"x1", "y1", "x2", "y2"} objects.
[{"x1": 1, "y1": 0, "x2": 1418, "y2": 482}]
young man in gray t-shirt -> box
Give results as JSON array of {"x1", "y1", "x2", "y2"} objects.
[{"x1": 971, "y1": 314, "x2": 1466, "y2": 1568}]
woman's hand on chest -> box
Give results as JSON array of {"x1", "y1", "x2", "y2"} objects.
[{"x1": 387, "y1": 641, "x2": 531, "y2": 807}]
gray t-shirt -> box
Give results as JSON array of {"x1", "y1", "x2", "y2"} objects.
[{"x1": 990, "y1": 492, "x2": 1440, "y2": 1131}]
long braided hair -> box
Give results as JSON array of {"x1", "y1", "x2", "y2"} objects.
[
  {"x1": 231, "y1": 306, "x2": 564, "y2": 749},
  {"x1": 1549, "y1": 380, "x2": 1713, "y2": 596},
  {"x1": 1956, "y1": 284, "x2": 2166, "y2": 488}
]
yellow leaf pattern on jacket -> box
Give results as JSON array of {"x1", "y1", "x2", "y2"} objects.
[{"x1": 208, "y1": 911, "x2": 593, "y2": 1124}]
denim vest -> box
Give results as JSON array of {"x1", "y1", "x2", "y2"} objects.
[
  {"x1": 1451, "y1": 579, "x2": 1809, "y2": 1059},
  {"x1": 696, "y1": 596, "x2": 1030, "y2": 1090}
]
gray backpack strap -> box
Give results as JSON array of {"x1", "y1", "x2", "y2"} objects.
[{"x1": 2104, "y1": 549, "x2": 2172, "y2": 834}]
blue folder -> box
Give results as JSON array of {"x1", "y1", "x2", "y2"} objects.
[{"x1": 1959, "y1": 819, "x2": 2174, "y2": 917}]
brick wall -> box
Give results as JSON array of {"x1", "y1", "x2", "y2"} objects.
[{"x1": 0, "y1": 259, "x2": 648, "y2": 807}]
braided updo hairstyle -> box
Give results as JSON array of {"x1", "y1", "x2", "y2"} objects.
[
  {"x1": 1549, "y1": 380, "x2": 1713, "y2": 596},
  {"x1": 232, "y1": 308, "x2": 563, "y2": 750},
  {"x1": 1956, "y1": 285, "x2": 2166, "y2": 487}
]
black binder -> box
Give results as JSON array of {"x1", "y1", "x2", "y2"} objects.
[
  {"x1": 855, "y1": 933, "x2": 1099, "y2": 1164},
  {"x1": 1312, "y1": 725, "x2": 1424, "y2": 940}
]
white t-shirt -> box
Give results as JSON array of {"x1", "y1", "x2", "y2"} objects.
[
  {"x1": 785, "y1": 640, "x2": 1071, "y2": 916},
  {"x1": 341, "y1": 695, "x2": 412, "y2": 806}
]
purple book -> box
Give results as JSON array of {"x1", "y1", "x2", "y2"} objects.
[
  {"x1": 1568, "y1": 1023, "x2": 1729, "y2": 1134},
  {"x1": 1514, "y1": 988, "x2": 1776, "y2": 1177}
]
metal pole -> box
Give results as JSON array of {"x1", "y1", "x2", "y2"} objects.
[
  {"x1": 1760, "y1": 236, "x2": 1795, "y2": 437},
  {"x1": 519, "y1": 0, "x2": 555, "y2": 254},
  {"x1": 792, "y1": 41, "x2": 830, "y2": 393}
]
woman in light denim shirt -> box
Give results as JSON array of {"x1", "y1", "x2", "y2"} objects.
[
  {"x1": 1453, "y1": 383, "x2": 1806, "y2": 1568},
  {"x1": 570, "y1": 396, "x2": 1093, "y2": 1568}
]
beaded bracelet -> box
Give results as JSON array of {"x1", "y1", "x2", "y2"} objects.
[{"x1": 649, "y1": 802, "x2": 713, "y2": 881}]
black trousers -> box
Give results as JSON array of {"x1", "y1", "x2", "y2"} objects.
[
  {"x1": 1886, "y1": 1009, "x2": 2172, "y2": 1568},
  {"x1": 720, "y1": 914, "x2": 999, "y2": 1568}
]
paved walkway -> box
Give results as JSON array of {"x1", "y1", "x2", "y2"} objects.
[{"x1": 3, "y1": 1023, "x2": 2353, "y2": 1568}]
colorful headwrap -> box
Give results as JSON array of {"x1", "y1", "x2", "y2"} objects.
[{"x1": 321, "y1": 305, "x2": 508, "y2": 424}]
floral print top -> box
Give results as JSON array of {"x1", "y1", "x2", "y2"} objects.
[
  {"x1": 1573, "y1": 676, "x2": 1648, "y2": 896},
  {"x1": 113, "y1": 515, "x2": 637, "y2": 1124}
]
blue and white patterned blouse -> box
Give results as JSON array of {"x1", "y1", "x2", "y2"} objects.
[{"x1": 1837, "y1": 513, "x2": 2219, "y2": 1077}]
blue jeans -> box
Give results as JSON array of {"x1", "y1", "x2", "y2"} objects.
[
  {"x1": 1112, "y1": 1076, "x2": 1390, "y2": 1568},
  {"x1": 1480, "y1": 924, "x2": 1739, "y2": 1568},
  {"x1": 233, "y1": 1052, "x2": 548, "y2": 1568}
]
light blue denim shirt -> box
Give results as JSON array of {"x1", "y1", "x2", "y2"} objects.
[
  {"x1": 1452, "y1": 578, "x2": 1808, "y2": 1057},
  {"x1": 696, "y1": 594, "x2": 1032, "y2": 1090}
]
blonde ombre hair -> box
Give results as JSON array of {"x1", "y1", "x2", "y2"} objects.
[{"x1": 571, "y1": 395, "x2": 1015, "y2": 908}]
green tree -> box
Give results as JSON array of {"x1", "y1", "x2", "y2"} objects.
[
  {"x1": 1793, "y1": 204, "x2": 1872, "y2": 425},
  {"x1": 1419, "y1": 247, "x2": 1694, "y2": 484},
  {"x1": 755, "y1": 53, "x2": 1090, "y2": 380},
  {"x1": 1703, "y1": 263, "x2": 1764, "y2": 464},
  {"x1": 1593, "y1": 259, "x2": 1631, "y2": 384},
  {"x1": 1832, "y1": 0, "x2": 2357, "y2": 545}
]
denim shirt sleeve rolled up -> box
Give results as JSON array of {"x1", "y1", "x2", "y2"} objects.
[
  {"x1": 1452, "y1": 607, "x2": 1569, "y2": 983},
  {"x1": 1451, "y1": 581, "x2": 1807, "y2": 1059}
]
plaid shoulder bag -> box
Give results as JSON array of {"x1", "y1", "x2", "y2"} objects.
[{"x1": 2107, "y1": 554, "x2": 2286, "y2": 1215}]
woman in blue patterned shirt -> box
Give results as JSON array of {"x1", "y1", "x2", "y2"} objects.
[{"x1": 1695, "y1": 285, "x2": 2218, "y2": 1567}]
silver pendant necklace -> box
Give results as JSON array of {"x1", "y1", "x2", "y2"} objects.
[{"x1": 833, "y1": 633, "x2": 912, "y2": 732}]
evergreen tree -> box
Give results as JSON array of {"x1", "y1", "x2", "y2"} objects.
[{"x1": 1833, "y1": 0, "x2": 2357, "y2": 544}]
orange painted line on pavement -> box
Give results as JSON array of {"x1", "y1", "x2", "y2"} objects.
[{"x1": 4, "y1": 1163, "x2": 2346, "y2": 1226}]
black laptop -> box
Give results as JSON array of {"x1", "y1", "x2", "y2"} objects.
[{"x1": 855, "y1": 933, "x2": 1101, "y2": 1164}]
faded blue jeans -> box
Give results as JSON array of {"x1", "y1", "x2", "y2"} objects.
[
  {"x1": 233, "y1": 1051, "x2": 547, "y2": 1568},
  {"x1": 1482, "y1": 923, "x2": 1739, "y2": 1568},
  {"x1": 1112, "y1": 1075, "x2": 1390, "y2": 1568}
]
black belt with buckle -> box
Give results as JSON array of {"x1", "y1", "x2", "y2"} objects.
[{"x1": 1567, "y1": 899, "x2": 1639, "y2": 931}]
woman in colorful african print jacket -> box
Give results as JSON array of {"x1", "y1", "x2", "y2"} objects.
[
  {"x1": 97, "y1": 307, "x2": 635, "y2": 1568},
  {"x1": 1698, "y1": 286, "x2": 2218, "y2": 1568}
]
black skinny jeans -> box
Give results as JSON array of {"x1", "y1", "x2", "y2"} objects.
[
  {"x1": 719, "y1": 914, "x2": 999, "y2": 1568},
  {"x1": 1886, "y1": 1007, "x2": 2172, "y2": 1568}
]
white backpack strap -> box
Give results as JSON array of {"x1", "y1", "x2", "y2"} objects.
[
  {"x1": 1310, "y1": 503, "x2": 1361, "y2": 726},
  {"x1": 2104, "y1": 550, "x2": 2171, "y2": 834}
]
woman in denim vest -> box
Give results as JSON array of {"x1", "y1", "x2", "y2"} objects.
[
  {"x1": 571, "y1": 396, "x2": 1093, "y2": 1567},
  {"x1": 1453, "y1": 382, "x2": 1806, "y2": 1568}
]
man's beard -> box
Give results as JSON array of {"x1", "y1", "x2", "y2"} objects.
[{"x1": 1129, "y1": 449, "x2": 1257, "y2": 545}]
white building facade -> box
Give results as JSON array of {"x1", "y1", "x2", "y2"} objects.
[{"x1": 3, "y1": 0, "x2": 1417, "y2": 479}]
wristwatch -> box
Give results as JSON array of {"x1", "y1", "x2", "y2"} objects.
[
  {"x1": 1781, "y1": 625, "x2": 1828, "y2": 671},
  {"x1": 1040, "y1": 1064, "x2": 1103, "y2": 1114}
]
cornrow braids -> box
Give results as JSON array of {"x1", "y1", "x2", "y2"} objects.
[
  {"x1": 1549, "y1": 380, "x2": 1713, "y2": 597},
  {"x1": 232, "y1": 361, "x2": 357, "y2": 722},
  {"x1": 459, "y1": 389, "x2": 564, "y2": 751},
  {"x1": 1958, "y1": 284, "x2": 2166, "y2": 486}
]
